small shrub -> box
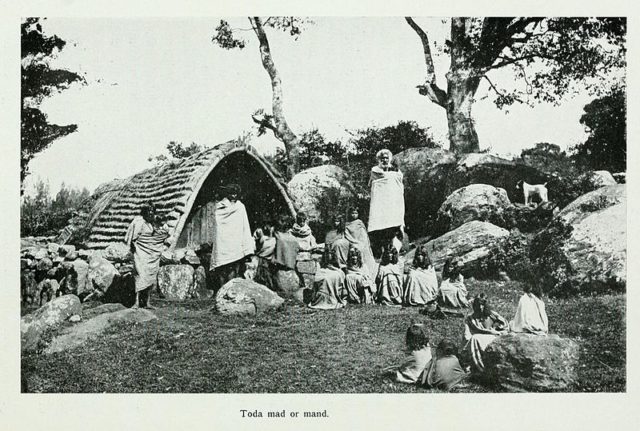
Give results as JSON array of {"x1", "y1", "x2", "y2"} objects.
[
  {"x1": 478, "y1": 230, "x2": 533, "y2": 280},
  {"x1": 530, "y1": 220, "x2": 577, "y2": 297}
]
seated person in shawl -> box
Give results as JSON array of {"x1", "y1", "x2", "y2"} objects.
[
  {"x1": 345, "y1": 246, "x2": 374, "y2": 304},
  {"x1": 386, "y1": 322, "x2": 432, "y2": 384},
  {"x1": 272, "y1": 215, "x2": 301, "y2": 295},
  {"x1": 253, "y1": 223, "x2": 276, "y2": 290},
  {"x1": 368, "y1": 149, "x2": 405, "y2": 257},
  {"x1": 419, "y1": 338, "x2": 469, "y2": 391},
  {"x1": 289, "y1": 211, "x2": 317, "y2": 254},
  {"x1": 376, "y1": 245, "x2": 403, "y2": 306},
  {"x1": 510, "y1": 283, "x2": 549, "y2": 335},
  {"x1": 344, "y1": 208, "x2": 377, "y2": 279},
  {"x1": 462, "y1": 294, "x2": 509, "y2": 372},
  {"x1": 438, "y1": 259, "x2": 470, "y2": 308},
  {"x1": 125, "y1": 203, "x2": 172, "y2": 309},
  {"x1": 403, "y1": 245, "x2": 439, "y2": 307},
  {"x1": 324, "y1": 215, "x2": 350, "y2": 269},
  {"x1": 308, "y1": 246, "x2": 347, "y2": 310},
  {"x1": 210, "y1": 184, "x2": 255, "y2": 290}
]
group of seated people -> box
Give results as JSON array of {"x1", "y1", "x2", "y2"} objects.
[
  {"x1": 309, "y1": 241, "x2": 471, "y2": 310},
  {"x1": 390, "y1": 284, "x2": 549, "y2": 390}
]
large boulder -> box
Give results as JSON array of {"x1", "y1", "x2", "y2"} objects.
[
  {"x1": 556, "y1": 184, "x2": 625, "y2": 225},
  {"x1": 216, "y1": 278, "x2": 284, "y2": 315},
  {"x1": 534, "y1": 185, "x2": 626, "y2": 295},
  {"x1": 447, "y1": 153, "x2": 548, "y2": 204},
  {"x1": 423, "y1": 221, "x2": 509, "y2": 273},
  {"x1": 45, "y1": 308, "x2": 157, "y2": 354},
  {"x1": 287, "y1": 165, "x2": 356, "y2": 222},
  {"x1": 21, "y1": 295, "x2": 82, "y2": 351},
  {"x1": 158, "y1": 264, "x2": 195, "y2": 300},
  {"x1": 483, "y1": 333, "x2": 580, "y2": 392},
  {"x1": 394, "y1": 149, "x2": 547, "y2": 237},
  {"x1": 87, "y1": 255, "x2": 120, "y2": 295},
  {"x1": 394, "y1": 147, "x2": 458, "y2": 236},
  {"x1": 436, "y1": 184, "x2": 512, "y2": 232}
]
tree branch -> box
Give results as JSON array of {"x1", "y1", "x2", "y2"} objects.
[
  {"x1": 483, "y1": 75, "x2": 526, "y2": 105},
  {"x1": 405, "y1": 17, "x2": 448, "y2": 107}
]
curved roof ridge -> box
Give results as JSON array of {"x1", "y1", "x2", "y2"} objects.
[{"x1": 84, "y1": 140, "x2": 294, "y2": 250}]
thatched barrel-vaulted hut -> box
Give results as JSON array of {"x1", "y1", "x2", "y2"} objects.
[{"x1": 84, "y1": 140, "x2": 296, "y2": 250}]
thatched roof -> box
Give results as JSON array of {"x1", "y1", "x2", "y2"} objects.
[{"x1": 85, "y1": 140, "x2": 295, "y2": 250}]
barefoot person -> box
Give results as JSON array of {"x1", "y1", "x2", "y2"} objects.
[
  {"x1": 367, "y1": 149, "x2": 405, "y2": 256},
  {"x1": 125, "y1": 203, "x2": 171, "y2": 309}
]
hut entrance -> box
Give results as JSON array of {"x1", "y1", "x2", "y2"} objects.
[{"x1": 175, "y1": 151, "x2": 291, "y2": 249}]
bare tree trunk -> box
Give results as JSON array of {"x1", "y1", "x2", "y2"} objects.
[
  {"x1": 250, "y1": 17, "x2": 301, "y2": 177},
  {"x1": 406, "y1": 17, "x2": 482, "y2": 154},
  {"x1": 446, "y1": 73, "x2": 481, "y2": 153}
]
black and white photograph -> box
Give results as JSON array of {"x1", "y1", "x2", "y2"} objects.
[{"x1": 4, "y1": 1, "x2": 638, "y2": 428}]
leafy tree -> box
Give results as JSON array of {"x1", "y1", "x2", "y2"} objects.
[
  {"x1": 573, "y1": 86, "x2": 626, "y2": 172},
  {"x1": 405, "y1": 17, "x2": 626, "y2": 154},
  {"x1": 149, "y1": 141, "x2": 205, "y2": 164},
  {"x1": 21, "y1": 180, "x2": 90, "y2": 237},
  {"x1": 348, "y1": 120, "x2": 439, "y2": 161},
  {"x1": 516, "y1": 142, "x2": 579, "y2": 177},
  {"x1": 21, "y1": 18, "x2": 85, "y2": 187},
  {"x1": 212, "y1": 17, "x2": 313, "y2": 177}
]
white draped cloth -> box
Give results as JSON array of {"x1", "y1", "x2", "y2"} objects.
[
  {"x1": 367, "y1": 166, "x2": 405, "y2": 232},
  {"x1": 510, "y1": 293, "x2": 549, "y2": 335},
  {"x1": 210, "y1": 198, "x2": 255, "y2": 269}
]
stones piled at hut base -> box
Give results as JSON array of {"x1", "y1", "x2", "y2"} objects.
[{"x1": 20, "y1": 238, "x2": 215, "y2": 308}]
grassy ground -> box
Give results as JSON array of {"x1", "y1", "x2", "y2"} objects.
[{"x1": 22, "y1": 279, "x2": 625, "y2": 393}]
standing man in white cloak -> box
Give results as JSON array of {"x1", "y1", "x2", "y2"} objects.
[
  {"x1": 210, "y1": 184, "x2": 255, "y2": 290},
  {"x1": 368, "y1": 149, "x2": 405, "y2": 256}
]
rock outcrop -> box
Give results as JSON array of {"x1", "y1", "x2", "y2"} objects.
[
  {"x1": 21, "y1": 295, "x2": 82, "y2": 351},
  {"x1": 215, "y1": 278, "x2": 284, "y2": 315},
  {"x1": 287, "y1": 165, "x2": 356, "y2": 223},
  {"x1": 436, "y1": 184, "x2": 512, "y2": 232},
  {"x1": 483, "y1": 333, "x2": 580, "y2": 392},
  {"x1": 423, "y1": 221, "x2": 509, "y2": 273}
]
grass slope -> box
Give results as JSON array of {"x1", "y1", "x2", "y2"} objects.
[{"x1": 22, "y1": 280, "x2": 625, "y2": 393}]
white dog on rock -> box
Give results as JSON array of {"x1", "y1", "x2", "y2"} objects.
[{"x1": 516, "y1": 180, "x2": 549, "y2": 206}]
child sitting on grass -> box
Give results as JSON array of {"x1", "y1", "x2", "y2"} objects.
[
  {"x1": 386, "y1": 322, "x2": 433, "y2": 384},
  {"x1": 419, "y1": 338, "x2": 469, "y2": 391}
]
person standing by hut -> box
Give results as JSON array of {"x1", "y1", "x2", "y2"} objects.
[
  {"x1": 125, "y1": 203, "x2": 171, "y2": 309},
  {"x1": 210, "y1": 184, "x2": 255, "y2": 289},
  {"x1": 367, "y1": 149, "x2": 405, "y2": 256}
]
